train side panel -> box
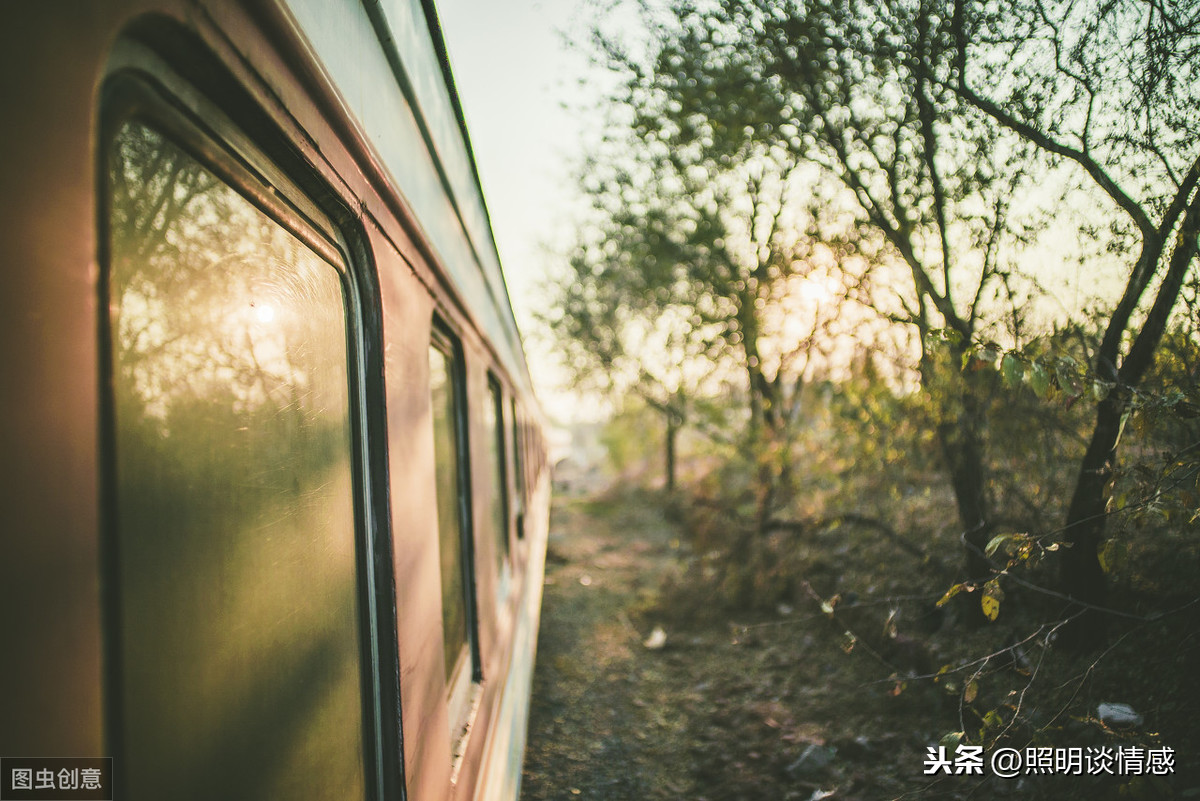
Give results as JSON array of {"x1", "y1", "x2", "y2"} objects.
[{"x1": 0, "y1": 2, "x2": 549, "y2": 800}]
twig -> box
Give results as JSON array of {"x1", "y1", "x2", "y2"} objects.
[{"x1": 767, "y1": 513, "x2": 950, "y2": 573}]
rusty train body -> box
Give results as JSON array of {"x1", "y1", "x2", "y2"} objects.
[{"x1": 0, "y1": 2, "x2": 550, "y2": 800}]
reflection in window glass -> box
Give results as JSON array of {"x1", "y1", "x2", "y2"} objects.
[
  {"x1": 107, "y1": 122, "x2": 365, "y2": 801},
  {"x1": 429, "y1": 340, "x2": 469, "y2": 682},
  {"x1": 485, "y1": 378, "x2": 510, "y2": 568},
  {"x1": 511, "y1": 399, "x2": 525, "y2": 538}
]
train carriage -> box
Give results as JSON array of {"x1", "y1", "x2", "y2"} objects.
[{"x1": 0, "y1": 2, "x2": 551, "y2": 800}]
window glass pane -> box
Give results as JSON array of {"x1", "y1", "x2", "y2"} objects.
[
  {"x1": 511, "y1": 402, "x2": 525, "y2": 499},
  {"x1": 107, "y1": 122, "x2": 365, "y2": 801},
  {"x1": 429, "y1": 342, "x2": 468, "y2": 681},
  {"x1": 485, "y1": 379, "x2": 509, "y2": 566}
]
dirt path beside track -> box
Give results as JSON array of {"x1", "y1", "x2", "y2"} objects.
[
  {"x1": 518, "y1": 489, "x2": 978, "y2": 801},
  {"x1": 519, "y1": 491, "x2": 698, "y2": 800}
]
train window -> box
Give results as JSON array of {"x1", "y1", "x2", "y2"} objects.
[
  {"x1": 511, "y1": 399, "x2": 526, "y2": 539},
  {"x1": 429, "y1": 326, "x2": 479, "y2": 729},
  {"x1": 105, "y1": 120, "x2": 369, "y2": 800},
  {"x1": 484, "y1": 376, "x2": 511, "y2": 579}
]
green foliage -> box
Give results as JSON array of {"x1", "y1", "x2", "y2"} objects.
[
  {"x1": 600, "y1": 397, "x2": 665, "y2": 477},
  {"x1": 595, "y1": 0, "x2": 1067, "y2": 557},
  {"x1": 828, "y1": 354, "x2": 930, "y2": 463}
]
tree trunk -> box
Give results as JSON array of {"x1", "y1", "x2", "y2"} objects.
[
  {"x1": 665, "y1": 410, "x2": 679, "y2": 493},
  {"x1": 937, "y1": 414, "x2": 991, "y2": 582},
  {"x1": 1058, "y1": 191, "x2": 1199, "y2": 649},
  {"x1": 1057, "y1": 395, "x2": 1123, "y2": 647},
  {"x1": 924, "y1": 349, "x2": 993, "y2": 585},
  {"x1": 739, "y1": 305, "x2": 783, "y2": 531}
]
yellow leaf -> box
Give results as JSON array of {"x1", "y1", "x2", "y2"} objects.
[
  {"x1": 936, "y1": 582, "x2": 968, "y2": 607},
  {"x1": 981, "y1": 579, "x2": 1004, "y2": 621},
  {"x1": 964, "y1": 680, "x2": 979, "y2": 703}
]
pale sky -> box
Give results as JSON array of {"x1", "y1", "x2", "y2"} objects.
[
  {"x1": 434, "y1": 0, "x2": 596, "y2": 316},
  {"x1": 434, "y1": 0, "x2": 609, "y2": 422}
]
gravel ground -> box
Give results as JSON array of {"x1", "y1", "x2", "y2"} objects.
[
  {"x1": 518, "y1": 489, "x2": 936, "y2": 801},
  {"x1": 520, "y1": 492, "x2": 696, "y2": 800}
]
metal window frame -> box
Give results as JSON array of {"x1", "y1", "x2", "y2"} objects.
[
  {"x1": 429, "y1": 316, "x2": 483, "y2": 734},
  {"x1": 96, "y1": 36, "x2": 402, "y2": 801},
  {"x1": 486, "y1": 374, "x2": 512, "y2": 565}
]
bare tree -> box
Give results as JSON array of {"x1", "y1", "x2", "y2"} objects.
[
  {"x1": 594, "y1": 0, "x2": 1037, "y2": 580},
  {"x1": 546, "y1": 111, "x2": 851, "y2": 517},
  {"x1": 951, "y1": 0, "x2": 1200, "y2": 644}
]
